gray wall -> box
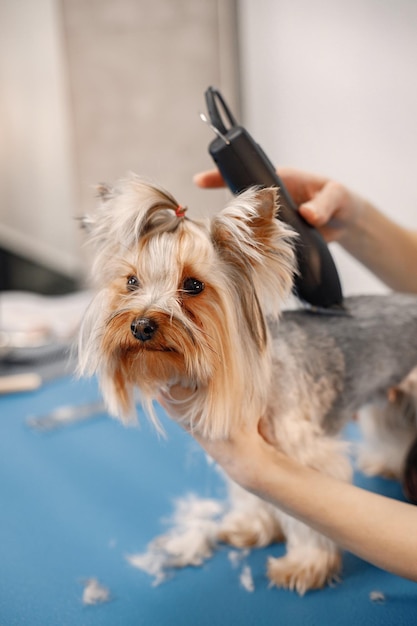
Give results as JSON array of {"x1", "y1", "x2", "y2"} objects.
[
  {"x1": 0, "y1": 0, "x2": 239, "y2": 279},
  {"x1": 62, "y1": 0, "x2": 240, "y2": 218}
]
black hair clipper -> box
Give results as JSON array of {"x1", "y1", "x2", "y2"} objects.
[{"x1": 202, "y1": 86, "x2": 344, "y2": 311}]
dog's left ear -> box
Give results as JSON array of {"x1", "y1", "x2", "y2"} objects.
[
  {"x1": 251, "y1": 186, "x2": 278, "y2": 220},
  {"x1": 212, "y1": 186, "x2": 287, "y2": 248},
  {"x1": 211, "y1": 187, "x2": 297, "y2": 316}
]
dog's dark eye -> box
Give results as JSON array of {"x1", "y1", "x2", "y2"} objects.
[
  {"x1": 127, "y1": 275, "x2": 140, "y2": 291},
  {"x1": 182, "y1": 277, "x2": 205, "y2": 295}
]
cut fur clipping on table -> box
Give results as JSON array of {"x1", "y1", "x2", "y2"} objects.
[
  {"x1": 240, "y1": 565, "x2": 255, "y2": 593},
  {"x1": 82, "y1": 578, "x2": 111, "y2": 606},
  {"x1": 128, "y1": 493, "x2": 256, "y2": 592},
  {"x1": 128, "y1": 495, "x2": 224, "y2": 586}
]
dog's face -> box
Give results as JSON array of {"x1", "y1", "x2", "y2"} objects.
[{"x1": 79, "y1": 176, "x2": 296, "y2": 438}]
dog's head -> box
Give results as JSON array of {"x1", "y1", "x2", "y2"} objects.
[{"x1": 78, "y1": 175, "x2": 296, "y2": 438}]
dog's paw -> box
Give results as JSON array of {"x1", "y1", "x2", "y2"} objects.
[
  {"x1": 218, "y1": 511, "x2": 284, "y2": 548},
  {"x1": 267, "y1": 549, "x2": 341, "y2": 595}
]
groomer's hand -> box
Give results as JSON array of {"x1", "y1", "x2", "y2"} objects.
[
  {"x1": 158, "y1": 384, "x2": 280, "y2": 496},
  {"x1": 192, "y1": 419, "x2": 282, "y2": 496},
  {"x1": 194, "y1": 167, "x2": 366, "y2": 244}
]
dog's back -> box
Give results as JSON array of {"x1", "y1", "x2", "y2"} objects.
[{"x1": 269, "y1": 293, "x2": 417, "y2": 433}]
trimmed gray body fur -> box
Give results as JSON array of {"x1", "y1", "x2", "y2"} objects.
[{"x1": 269, "y1": 293, "x2": 417, "y2": 434}]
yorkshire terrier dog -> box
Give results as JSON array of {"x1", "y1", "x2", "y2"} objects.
[{"x1": 79, "y1": 175, "x2": 417, "y2": 594}]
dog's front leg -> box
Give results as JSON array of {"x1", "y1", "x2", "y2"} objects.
[
  {"x1": 219, "y1": 476, "x2": 342, "y2": 594},
  {"x1": 265, "y1": 416, "x2": 352, "y2": 594},
  {"x1": 267, "y1": 515, "x2": 341, "y2": 595},
  {"x1": 218, "y1": 479, "x2": 284, "y2": 548}
]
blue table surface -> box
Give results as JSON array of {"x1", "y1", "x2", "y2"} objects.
[{"x1": 0, "y1": 375, "x2": 416, "y2": 626}]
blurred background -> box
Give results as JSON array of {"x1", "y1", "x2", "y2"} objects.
[{"x1": 0, "y1": 0, "x2": 416, "y2": 337}]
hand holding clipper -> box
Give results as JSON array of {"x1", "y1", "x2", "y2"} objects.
[{"x1": 202, "y1": 86, "x2": 344, "y2": 311}]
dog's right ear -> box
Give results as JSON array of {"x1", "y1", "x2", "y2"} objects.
[
  {"x1": 96, "y1": 182, "x2": 114, "y2": 202},
  {"x1": 78, "y1": 183, "x2": 114, "y2": 234}
]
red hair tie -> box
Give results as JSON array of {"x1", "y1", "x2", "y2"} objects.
[{"x1": 175, "y1": 205, "x2": 187, "y2": 218}]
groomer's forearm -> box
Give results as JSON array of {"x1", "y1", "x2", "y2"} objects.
[
  {"x1": 341, "y1": 202, "x2": 417, "y2": 293},
  {"x1": 258, "y1": 453, "x2": 417, "y2": 581}
]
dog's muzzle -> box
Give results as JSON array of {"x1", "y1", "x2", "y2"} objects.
[{"x1": 130, "y1": 317, "x2": 158, "y2": 342}]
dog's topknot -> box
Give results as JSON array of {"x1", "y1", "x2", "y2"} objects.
[{"x1": 84, "y1": 174, "x2": 189, "y2": 280}]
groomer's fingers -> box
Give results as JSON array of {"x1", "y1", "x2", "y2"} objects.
[
  {"x1": 277, "y1": 167, "x2": 330, "y2": 205},
  {"x1": 299, "y1": 180, "x2": 349, "y2": 226},
  {"x1": 193, "y1": 169, "x2": 226, "y2": 188},
  {"x1": 192, "y1": 427, "x2": 258, "y2": 483},
  {"x1": 193, "y1": 418, "x2": 273, "y2": 461},
  {"x1": 194, "y1": 167, "x2": 329, "y2": 195}
]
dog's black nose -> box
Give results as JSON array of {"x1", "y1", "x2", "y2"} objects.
[{"x1": 130, "y1": 317, "x2": 158, "y2": 342}]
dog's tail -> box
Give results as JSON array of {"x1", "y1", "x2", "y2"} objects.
[{"x1": 403, "y1": 435, "x2": 417, "y2": 504}]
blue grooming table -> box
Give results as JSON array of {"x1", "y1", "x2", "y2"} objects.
[{"x1": 0, "y1": 375, "x2": 416, "y2": 625}]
